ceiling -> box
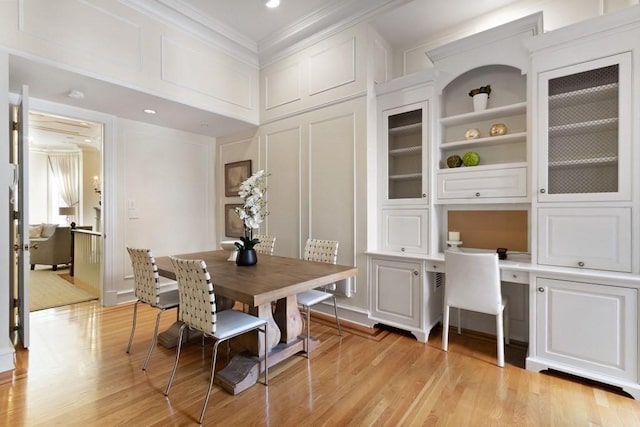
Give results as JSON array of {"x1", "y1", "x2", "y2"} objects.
[{"x1": 10, "y1": 0, "x2": 524, "y2": 144}]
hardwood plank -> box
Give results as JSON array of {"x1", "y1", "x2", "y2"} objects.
[{"x1": 2, "y1": 301, "x2": 640, "y2": 425}]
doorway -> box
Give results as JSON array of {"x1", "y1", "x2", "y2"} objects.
[{"x1": 27, "y1": 109, "x2": 104, "y2": 311}]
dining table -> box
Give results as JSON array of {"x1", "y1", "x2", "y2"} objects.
[{"x1": 155, "y1": 249, "x2": 357, "y2": 394}]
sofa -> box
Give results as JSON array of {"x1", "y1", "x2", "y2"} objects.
[{"x1": 29, "y1": 224, "x2": 92, "y2": 270}]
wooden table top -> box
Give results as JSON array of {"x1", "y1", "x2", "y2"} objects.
[{"x1": 155, "y1": 250, "x2": 357, "y2": 307}]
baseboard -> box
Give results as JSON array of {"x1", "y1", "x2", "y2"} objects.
[{"x1": 0, "y1": 344, "x2": 15, "y2": 373}]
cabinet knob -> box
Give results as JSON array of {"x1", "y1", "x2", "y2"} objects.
[
  {"x1": 578, "y1": 261, "x2": 585, "y2": 267},
  {"x1": 433, "y1": 265, "x2": 438, "y2": 269},
  {"x1": 413, "y1": 270, "x2": 419, "y2": 276},
  {"x1": 475, "y1": 192, "x2": 480, "y2": 197},
  {"x1": 401, "y1": 247, "x2": 405, "y2": 252},
  {"x1": 540, "y1": 188, "x2": 546, "y2": 193},
  {"x1": 538, "y1": 287, "x2": 545, "y2": 293},
  {"x1": 422, "y1": 193, "x2": 427, "y2": 198}
]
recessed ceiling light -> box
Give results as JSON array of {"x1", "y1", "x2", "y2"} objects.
[
  {"x1": 143, "y1": 109, "x2": 157, "y2": 115},
  {"x1": 266, "y1": 0, "x2": 279, "y2": 8},
  {"x1": 68, "y1": 90, "x2": 85, "y2": 100}
]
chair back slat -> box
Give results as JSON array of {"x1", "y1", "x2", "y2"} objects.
[
  {"x1": 444, "y1": 251, "x2": 502, "y2": 315},
  {"x1": 303, "y1": 239, "x2": 339, "y2": 265},
  {"x1": 254, "y1": 235, "x2": 276, "y2": 255},
  {"x1": 127, "y1": 247, "x2": 160, "y2": 306},
  {"x1": 170, "y1": 257, "x2": 217, "y2": 335}
]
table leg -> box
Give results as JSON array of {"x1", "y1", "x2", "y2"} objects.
[{"x1": 273, "y1": 295, "x2": 303, "y2": 343}]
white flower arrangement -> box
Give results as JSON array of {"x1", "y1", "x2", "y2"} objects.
[{"x1": 234, "y1": 170, "x2": 267, "y2": 250}]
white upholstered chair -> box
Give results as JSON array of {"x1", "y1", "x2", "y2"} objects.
[
  {"x1": 165, "y1": 257, "x2": 268, "y2": 424},
  {"x1": 442, "y1": 250, "x2": 509, "y2": 367},
  {"x1": 125, "y1": 247, "x2": 180, "y2": 371},
  {"x1": 297, "y1": 238, "x2": 342, "y2": 358},
  {"x1": 253, "y1": 234, "x2": 276, "y2": 255}
]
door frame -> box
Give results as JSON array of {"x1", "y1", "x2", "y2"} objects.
[{"x1": 10, "y1": 95, "x2": 117, "y2": 306}]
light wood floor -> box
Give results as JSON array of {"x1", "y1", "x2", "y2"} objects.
[{"x1": 2, "y1": 301, "x2": 640, "y2": 426}]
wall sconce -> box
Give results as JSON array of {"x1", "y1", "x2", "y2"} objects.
[
  {"x1": 59, "y1": 206, "x2": 76, "y2": 225},
  {"x1": 93, "y1": 175, "x2": 102, "y2": 195}
]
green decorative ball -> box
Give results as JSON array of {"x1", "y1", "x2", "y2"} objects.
[
  {"x1": 446, "y1": 154, "x2": 463, "y2": 168},
  {"x1": 463, "y1": 151, "x2": 480, "y2": 166}
]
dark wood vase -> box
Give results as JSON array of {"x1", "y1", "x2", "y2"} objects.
[{"x1": 236, "y1": 249, "x2": 257, "y2": 266}]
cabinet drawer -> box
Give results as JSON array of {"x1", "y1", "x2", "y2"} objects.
[
  {"x1": 381, "y1": 209, "x2": 428, "y2": 254},
  {"x1": 500, "y1": 269, "x2": 528, "y2": 284},
  {"x1": 538, "y1": 207, "x2": 631, "y2": 272},
  {"x1": 436, "y1": 166, "x2": 527, "y2": 200}
]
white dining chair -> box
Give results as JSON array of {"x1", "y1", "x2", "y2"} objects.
[
  {"x1": 442, "y1": 250, "x2": 509, "y2": 367},
  {"x1": 297, "y1": 238, "x2": 342, "y2": 358},
  {"x1": 165, "y1": 257, "x2": 268, "y2": 424},
  {"x1": 125, "y1": 247, "x2": 180, "y2": 371},
  {"x1": 253, "y1": 234, "x2": 276, "y2": 255}
]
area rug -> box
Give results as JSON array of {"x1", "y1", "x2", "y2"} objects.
[{"x1": 29, "y1": 269, "x2": 98, "y2": 311}]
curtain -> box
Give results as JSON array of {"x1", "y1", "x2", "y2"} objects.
[{"x1": 48, "y1": 153, "x2": 80, "y2": 207}]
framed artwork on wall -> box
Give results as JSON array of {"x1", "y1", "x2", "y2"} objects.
[
  {"x1": 224, "y1": 160, "x2": 252, "y2": 197},
  {"x1": 225, "y1": 204, "x2": 244, "y2": 237}
]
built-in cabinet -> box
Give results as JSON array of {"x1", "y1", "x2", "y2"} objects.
[
  {"x1": 525, "y1": 8, "x2": 640, "y2": 398},
  {"x1": 367, "y1": 8, "x2": 640, "y2": 400},
  {"x1": 368, "y1": 256, "x2": 442, "y2": 342},
  {"x1": 529, "y1": 277, "x2": 639, "y2": 396}
]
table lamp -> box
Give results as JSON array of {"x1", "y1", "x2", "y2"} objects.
[{"x1": 59, "y1": 206, "x2": 76, "y2": 225}]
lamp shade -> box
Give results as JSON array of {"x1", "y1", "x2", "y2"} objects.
[{"x1": 59, "y1": 207, "x2": 76, "y2": 216}]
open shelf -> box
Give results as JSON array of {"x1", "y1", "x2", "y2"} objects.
[
  {"x1": 439, "y1": 131, "x2": 526, "y2": 151},
  {"x1": 440, "y1": 102, "x2": 526, "y2": 126}
]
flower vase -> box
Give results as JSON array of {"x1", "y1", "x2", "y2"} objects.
[
  {"x1": 472, "y1": 93, "x2": 488, "y2": 111},
  {"x1": 236, "y1": 248, "x2": 257, "y2": 266}
]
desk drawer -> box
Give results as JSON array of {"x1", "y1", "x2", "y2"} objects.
[{"x1": 501, "y1": 270, "x2": 528, "y2": 284}]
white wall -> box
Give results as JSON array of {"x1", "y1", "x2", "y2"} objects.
[{"x1": 115, "y1": 119, "x2": 216, "y2": 300}]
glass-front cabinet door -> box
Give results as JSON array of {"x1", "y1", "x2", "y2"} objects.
[
  {"x1": 537, "y1": 53, "x2": 631, "y2": 202},
  {"x1": 383, "y1": 101, "x2": 428, "y2": 204}
]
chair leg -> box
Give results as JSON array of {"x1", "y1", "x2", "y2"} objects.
[
  {"x1": 496, "y1": 311, "x2": 505, "y2": 368},
  {"x1": 142, "y1": 307, "x2": 163, "y2": 371},
  {"x1": 165, "y1": 323, "x2": 188, "y2": 396},
  {"x1": 263, "y1": 323, "x2": 269, "y2": 386},
  {"x1": 504, "y1": 301, "x2": 510, "y2": 345},
  {"x1": 442, "y1": 305, "x2": 450, "y2": 351},
  {"x1": 332, "y1": 296, "x2": 342, "y2": 337},
  {"x1": 126, "y1": 300, "x2": 140, "y2": 354},
  {"x1": 305, "y1": 305, "x2": 311, "y2": 358},
  {"x1": 199, "y1": 339, "x2": 221, "y2": 425}
]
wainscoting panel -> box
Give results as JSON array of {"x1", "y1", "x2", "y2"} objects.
[
  {"x1": 308, "y1": 37, "x2": 356, "y2": 96},
  {"x1": 264, "y1": 62, "x2": 302, "y2": 110}
]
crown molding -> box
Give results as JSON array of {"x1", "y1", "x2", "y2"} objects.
[
  {"x1": 121, "y1": 0, "x2": 260, "y2": 67},
  {"x1": 122, "y1": 0, "x2": 410, "y2": 68}
]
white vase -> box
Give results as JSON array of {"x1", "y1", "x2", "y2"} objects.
[{"x1": 473, "y1": 93, "x2": 489, "y2": 111}]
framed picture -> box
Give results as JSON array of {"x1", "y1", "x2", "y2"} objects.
[
  {"x1": 225, "y1": 204, "x2": 244, "y2": 237},
  {"x1": 225, "y1": 160, "x2": 252, "y2": 197}
]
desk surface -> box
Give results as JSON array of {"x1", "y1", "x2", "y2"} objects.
[{"x1": 155, "y1": 250, "x2": 358, "y2": 306}]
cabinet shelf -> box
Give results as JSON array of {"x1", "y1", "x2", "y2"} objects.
[
  {"x1": 549, "y1": 83, "x2": 618, "y2": 108},
  {"x1": 389, "y1": 122, "x2": 421, "y2": 135},
  {"x1": 440, "y1": 102, "x2": 526, "y2": 126},
  {"x1": 389, "y1": 172, "x2": 422, "y2": 181},
  {"x1": 549, "y1": 117, "x2": 617, "y2": 137},
  {"x1": 548, "y1": 156, "x2": 618, "y2": 168},
  {"x1": 389, "y1": 146, "x2": 422, "y2": 156},
  {"x1": 439, "y1": 161, "x2": 527, "y2": 173},
  {"x1": 440, "y1": 131, "x2": 526, "y2": 151}
]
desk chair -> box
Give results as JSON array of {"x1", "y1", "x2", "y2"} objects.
[
  {"x1": 254, "y1": 234, "x2": 276, "y2": 255},
  {"x1": 443, "y1": 250, "x2": 509, "y2": 367},
  {"x1": 125, "y1": 247, "x2": 180, "y2": 371},
  {"x1": 297, "y1": 238, "x2": 342, "y2": 358},
  {"x1": 165, "y1": 257, "x2": 268, "y2": 424}
]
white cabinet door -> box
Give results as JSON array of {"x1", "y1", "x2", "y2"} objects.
[
  {"x1": 538, "y1": 207, "x2": 631, "y2": 272},
  {"x1": 536, "y1": 53, "x2": 632, "y2": 202},
  {"x1": 436, "y1": 166, "x2": 527, "y2": 200},
  {"x1": 381, "y1": 209, "x2": 428, "y2": 254},
  {"x1": 535, "y1": 277, "x2": 637, "y2": 381},
  {"x1": 369, "y1": 258, "x2": 421, "y2": 328}
]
